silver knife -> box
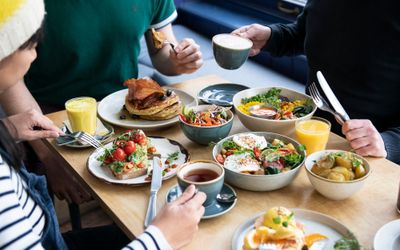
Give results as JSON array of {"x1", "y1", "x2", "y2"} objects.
[
  {"x1": 144, "y1": 155, "x2": 162, "y2": 227},
  {"x1": 317, "y1": 71, "x2": 350, "y2": 122}
]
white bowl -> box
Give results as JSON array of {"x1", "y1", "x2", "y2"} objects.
[
  {"x1": 232, "y1": 87, "x2": 317, "y2": 135},
  {"x1": 305, "y1": 150, "x2": 371, "y2": 200},
  {"x1": 212, "y1": 132, "x2": 305, "y2": 191}
]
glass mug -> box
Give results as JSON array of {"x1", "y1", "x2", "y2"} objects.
[
  {"x1": 295, "y1": 117, "x2": 331, "y2": 155},
  {"x1": 65, "y1": 97, "x2": 97, "y2": 135}
]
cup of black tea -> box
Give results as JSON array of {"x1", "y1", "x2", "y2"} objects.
[{"x1": 177, "y1": 160, "x2": 224, "y2": 206}]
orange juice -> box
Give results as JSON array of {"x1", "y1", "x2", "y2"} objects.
[
  {"x1": 295, "y1": 117, "x2": 331, "y2": 155},
  {"x1": 65, "y1": 97, "x2": 97, "y2": 135}
]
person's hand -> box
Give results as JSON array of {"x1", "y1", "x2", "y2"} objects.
[
  {"x1": 152, "y1": 185, "x2": 206, "y2": 249},
  {"x1": 3, "y1": 109, "x2": 62, "y2": 141},
  {"x1": 342, "y1": 119, "x2": 387, "y2": 158},
  {"x1": 44, "y1": 153, "x2": 92, "y2": 204},
  {"x1": 170, "y1": 38, "x2": 203, "y2": 74},
  {"x1": 231, "y1": 24, "x2": 272, "y2": 56}
]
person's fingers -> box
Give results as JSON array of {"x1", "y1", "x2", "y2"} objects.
[
  {"x1": 173, "y1": 185, "x2": 196, "y2": 205},
  {"x1": 175, "y1": 38, "x2": 194, "y2": 53},
  {"x1": 195, "y1": 206, "x2": 205, "y2": 222},
  {"x1": 249, "y1": 49, "x2": 260, "y2": 57},
  {"x1": 182, "y1": 59, "x2": 203, "y2": 70},
  {"x1": 342, "y1": 120, "x2": 369, "y2": 134},
  {"x1": 185, "y1": 191, "x2": 207, "y2": 209},
  {"x1": 345, "y1": 127, "x2": 367, "y2": 142},
  {"x1": 176, "y1": 44, "x2": 199, "y2": 60},
  {"x1": 177, "y1": 51, "x2": 202, "y2": 64},
  {"x1": 231, "y1": 25, "x2": 250, "y2": 36},
  {"x1": 349, "y1": 137, "x2": 370, "y2": 150},
  {"x1": 31, "y1": 130, "x2": 60, "y2": 139}
]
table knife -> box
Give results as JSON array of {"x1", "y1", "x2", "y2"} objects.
[
  {"x1": 316, "y1": 71, "x2": 350, "y2": 122},
  {"x1": 144, "y1": 155, "x2": 162, "y2": 227}
]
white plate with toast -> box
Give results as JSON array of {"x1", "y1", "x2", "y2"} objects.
[
  {"x1": 87, "y1": 136, "x2": 190, "y2": 185},
  {"x1": 97, "y1": 88, "x2": 197, "y2": 130}
]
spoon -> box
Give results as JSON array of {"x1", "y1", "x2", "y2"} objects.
[{"x1": 216, "y1": 193, "x2": 237, "y2": 203}]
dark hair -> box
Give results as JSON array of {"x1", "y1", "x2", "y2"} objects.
[
  {"x1": 0, "y1": 121, "x2": 23, "y2": 170},
  {"x1": 19, "y1": 21, "x2": 45, "y2": 50}
]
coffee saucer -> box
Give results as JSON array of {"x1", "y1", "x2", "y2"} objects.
[{"x1": 166, "y1": 183, "x2": 237, "y2": 219}]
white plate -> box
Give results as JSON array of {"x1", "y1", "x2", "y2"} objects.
[
  {"x1": 97, "y1": 88, "x2": 197, "y2": 129},
  {"x1": 232, "y1": 209, "x2": 354, "y2": 250},
  {"x1": 374, "y1": 219, "x2": 400, "y2": 250},
  {"x1": 87, "y1": 136, "x2": 190, "y2": 185}
]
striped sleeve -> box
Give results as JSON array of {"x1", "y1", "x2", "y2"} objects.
[
  {"x1": 0, "y1": 166, "x2": 44, "y2": 250},
  {"x1": 122, "y1": 225, "x2": 172, "y2": 250}
]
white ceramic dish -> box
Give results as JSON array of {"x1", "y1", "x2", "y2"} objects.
[
  {"x1": 232, "y1": 87, "x2": 316, "y2": 135},
  {"x1": 304, "y1": 150, "x2": 371, "y2": 200},
  {"x1": 374, "y1": 219, "x2": 400, "y2": 250},
  {"x1": 98, "y1": 88, "x2": 197, "y2": 130},
  {"x1": 87, "y1": 136, "x2": 189, "y2": 185},
  {"x1": 212, "y1": 132, "x2": 305, "y2": 191},
  {"x1": 232, "y1": 208, "x2": 355, "y2": 250}
]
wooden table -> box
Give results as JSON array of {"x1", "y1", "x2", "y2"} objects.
[{"x1": 45, "y1": 75, "x2": 400, "y2": 249}]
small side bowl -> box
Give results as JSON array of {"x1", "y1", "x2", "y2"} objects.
[
  {"x1": 233, "y1": 87, "x2": 317, "y2": 135},
  {"x1": 305, "y1": 150, "x2": 371, "y2": 200},
  {"x1": 179, "y1": 105, "x2": 234, "y2": 145},
  {"x1": 212, "y1": 132, "x2": 305, "y2": 191}
]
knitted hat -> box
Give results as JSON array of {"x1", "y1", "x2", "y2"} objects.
[{"x1": 0, "y1": 0, "x2": 45, "y2": 61}]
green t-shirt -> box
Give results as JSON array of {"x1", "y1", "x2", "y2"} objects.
[{"x1": 25, "y1": 0, "x2": 176, "y2": 106}]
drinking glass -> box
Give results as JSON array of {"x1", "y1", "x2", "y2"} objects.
[
  {"x1": 295, "y1": 117, "x2": 331, "y2": 155},
  {"x1": 65, "y1": 97, "x2": 97, "y2": 135}
]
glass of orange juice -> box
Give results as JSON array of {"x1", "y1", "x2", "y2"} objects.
[
  {"x1": 295, "y1": 117, "x2": 331, "y2": 155},
  {"x1": 65, "y1": 97, "x2": 97, "y2": 135}
]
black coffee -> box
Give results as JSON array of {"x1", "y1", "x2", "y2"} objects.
[{"x1": 184, "y1": 169, "x2": 219, "y2": 182}]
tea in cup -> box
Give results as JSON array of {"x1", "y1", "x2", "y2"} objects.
[
  {"x1": 212, "y1": 33, "x2": 253, "y2": 70},
  {"x1": 65, "y1": 97, "x2": 97, "y2": 135},
  {"x1": 177, "y1": 160, "x2": 224, "y2": 206},
  {"x1": 295, "y1": 117, "x2": 331, "y2": 155}
]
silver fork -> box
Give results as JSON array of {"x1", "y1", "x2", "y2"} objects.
[
  {"x1": 308, "y1": 82, "x2": 345, "y2": 125},
  {"x1": 63, "y1": 131, "x2": 103, "y2": 148}
]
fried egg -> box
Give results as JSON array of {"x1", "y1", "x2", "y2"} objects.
[
  {"x1": 233, "y1": 133, "x2": 268, "y2": 150},
  {"x1": 224, "y1": 153, "x2": 261, "y2": 173}
]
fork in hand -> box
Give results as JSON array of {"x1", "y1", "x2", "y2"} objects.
[
  {"x1": 308, "y1": 82, "x2": 346, "y2": 125},
  {"x1": 61, "y1": 131, "x2": 103, "y2": 148}
]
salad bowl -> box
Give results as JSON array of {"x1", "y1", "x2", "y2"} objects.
[
  {"x1": 233, "y1": 87, "x2": 317, "y2": 135},
  {"x1": 212, "y1": 132, "x2": 305, "y2": 191}
]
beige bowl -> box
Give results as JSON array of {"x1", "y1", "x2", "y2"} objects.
[
  {"x1": 305, "y1": 150, "x2": 371, "y2": 200},
  {"x1": 232, "y1": 87, "x2": 317, "y2": 135}
]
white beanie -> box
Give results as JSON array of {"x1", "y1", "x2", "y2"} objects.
[{"x1": 0, "y1": 0, "x2": 45, "y2": 61}]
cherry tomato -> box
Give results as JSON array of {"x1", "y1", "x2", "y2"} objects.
[
  {"x1": 112, "y1": 148, "x2": 126, "y2": 162},
  {"x1": 115, "y1": 140, "x2": 127, "y2": 148},
  {"x1": 165, "y1": 159, "x2": 170, "y2": 164},
  {"x1": 164, "y1": 168, "x2": 171, "y2": 172},
  {"x1": 216, "y1": 154, "x2": 225, "y2": 164},
  {"x1": 123, "y1": 162, "x2": 134, "y2": 173},
  {"x1": 148, "y1": 147, "x2": 157, "y2": 154},
  {"x1": 225, "y1": 151, "x2": 234, "y2": 156},
  {"x1": 104, "y1": 156, "x2": 114, "y2": 164},
  {"x1": 123, "y1": 141, "x2": 136, "y2": 155},
  {"x1": 137, "y1": 162, "x2": 145, "y2": 168},
  {"x1": 171, "y1": 164, "x2": 178, "y2": 169},
  {"x1": 133, "y1": 132, "x2": 146, "y2": 145},
  {"x1": 179, "y1": 114, "x2": 187, "y2": 123},
  {"x1": 253, "y1": 147, "x2": 261, "y2": 159}
]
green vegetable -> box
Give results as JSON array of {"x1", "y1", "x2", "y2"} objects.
[
  {"x1": 97, "y1": 147, "x2": 114, "y2": 162},
  {"x1": 109, "y1": 161, "x2": 124, "y2": 174},
  {"x1": 241, "y1": 88, "x2": 282, "y2": 110},
  {"x1": 272, "y1": 217, "x2": 281, "y2": 224},
  {"x1": 284, "y1": 153, "x2": 303, "y2": 168},
  {"x1": 334, "y1": 233, "x2": 361, "y2": 250},
  {"x1": 351, "y1": 157, "x2": 363, "y2": 168},
  {"x1": 266, "y1": 167, "x2": 279, "y2": 175},
  {"x1": 167, "y1": 151, "x2": 179, "y2": 163},
  {"x1": 282, "y1": 221, "x2": 288, "y2": 227},
  {"x1": 222, "y1": 140, "x2": 237, "y2": 149}
]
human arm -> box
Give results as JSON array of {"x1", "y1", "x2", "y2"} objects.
[
  {"x1": 381, "y1": 128, "x2": 400, "y2": 164},
  {"x1": 0, "y1": 80, "x2": 91, "y2": 204},
  {"x1": 122, "y1": 185, "x2": 206, "y2": 250},
  {"x1": 231, "y1": 0, "x2": 311, "y2": 57},
  {"x1": 145, "y1": 24, "x2": 203, "y2": 75}
]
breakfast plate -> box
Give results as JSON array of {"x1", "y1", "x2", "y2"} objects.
[
  {"x1": 166, "y1": 183, "x2": 237, "y2": 219},
  {"x1": 87, "y1": 136, "x2": 190, "y2": 185},
  {"x1": 374, "y1": 219, "x2": 400, "y2": 250},
  {"x1": 198, "y1": 83, "x2": 249, "y2": 107},
  {"x1": 232, "y1": 209, "x2": 356, "y2": 250},
  {"x1": 98, "y1": 88, "x2": 197, "y2": 129}
]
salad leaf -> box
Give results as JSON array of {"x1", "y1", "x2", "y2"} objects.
[
  {"x1": 284, "y1": 153, "x2": 303, "y2": 168},
  {"x1": 334, "y1": 232, "x2": 361, "y2": 250},
  {"x1": 167, "y1": 151, "x2": 179, "y2": 163},
  {"x1": 222, "y1": 140, "x2": 237, "y2": 150},
  {"x1": 241, "y1": 88, "x2": 282, "y2": 110},
  {"x1": 109, "y1": 161, "x2": 124, "y2": 174}
]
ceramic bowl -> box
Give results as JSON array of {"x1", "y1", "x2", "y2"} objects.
[
  {"x1": 305, "y1": 150, "x2": 371, "y2": 200},
  {"x1": 212, "y1": 132, "x2": 305, "y2": 191},
  {"x1": 212, "y1": 34, "x2": 253, "y2": 70},
  {"x1": 232, "y1": 87, "x2": 317, "y2": 135},
  {"x1": 179, "y1": 105, "x2": 234, "y2": 145}
]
